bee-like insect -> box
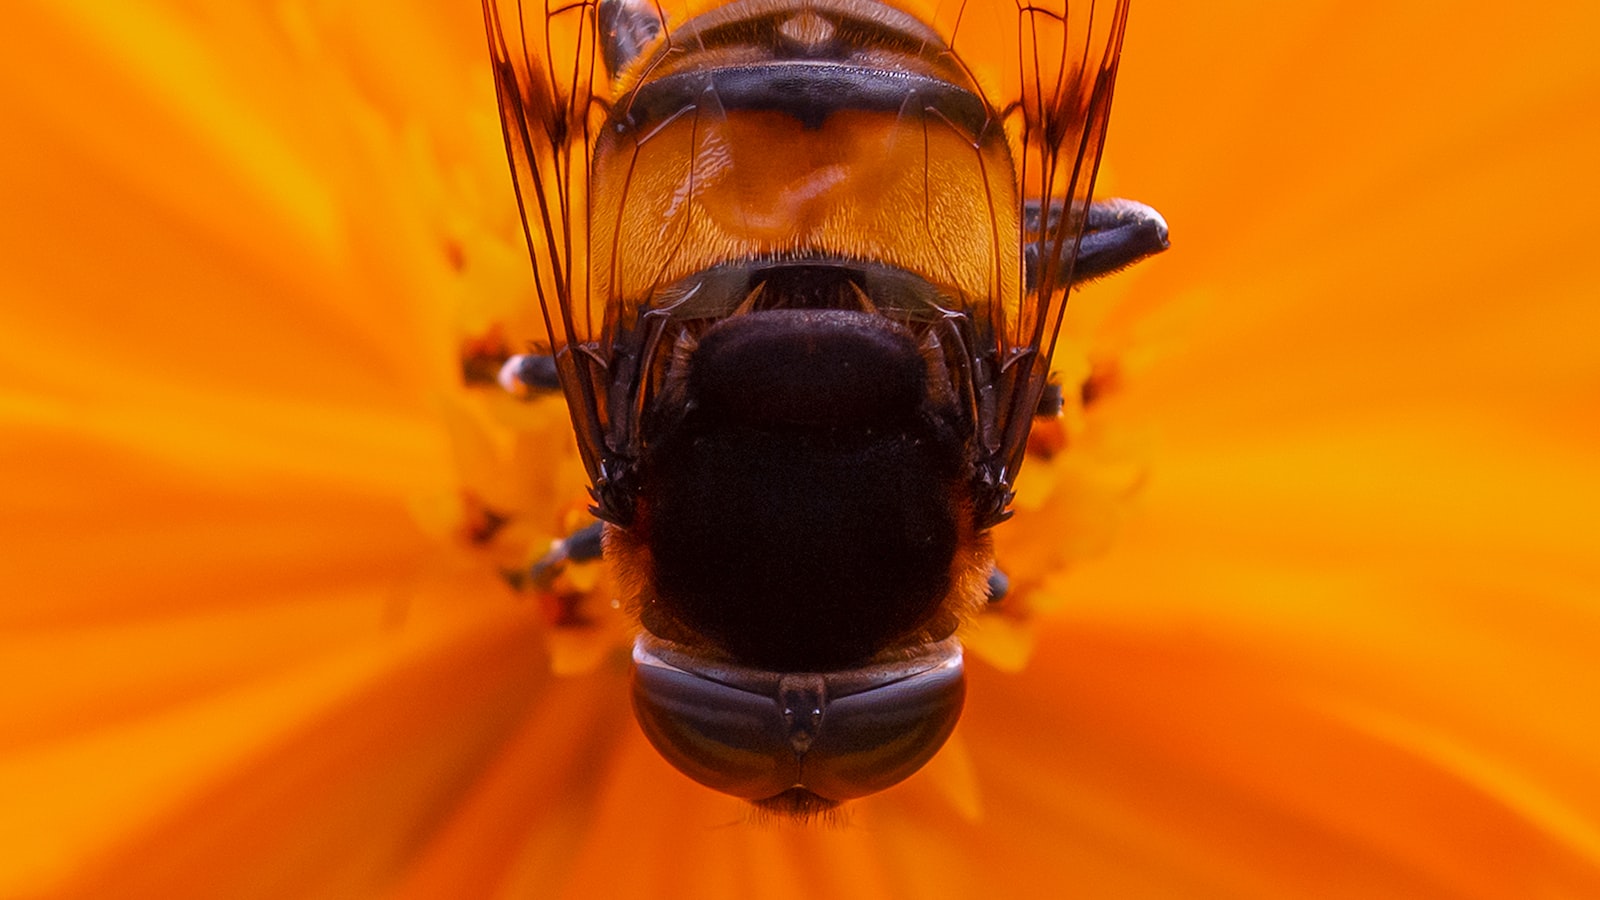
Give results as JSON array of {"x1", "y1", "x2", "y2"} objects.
[{"x1": 483, "y1": 0, "x2": 1166, "y2": 816}]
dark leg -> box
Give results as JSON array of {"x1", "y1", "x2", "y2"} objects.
[
  {"x1": 1034, "y1": 381, "x2": 1064, "y2": 418},
  {"x1": 986, "y1": 566, "x2": 1010, "y2": 603},
  {"x1": 1025, "y1": 197, "x2": 1169, "y2": 290},
  {"x1": 498, "y1": 352, "x2": 563, "y2": 396},
  {"x1": 527, "y1": 519, "x2": 605, "y2": 589}
]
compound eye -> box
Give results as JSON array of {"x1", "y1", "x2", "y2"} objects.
[
  {"x1": 630, "y1": 649, "x2": 797, "y2": 800},
  {"x1": 630, "y1": 636, "x2": 965, "y2": 805}
]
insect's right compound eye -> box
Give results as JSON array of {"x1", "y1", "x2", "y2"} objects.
[{"x1": 630, "y1": 635, "x2": 965, "y2": 805}]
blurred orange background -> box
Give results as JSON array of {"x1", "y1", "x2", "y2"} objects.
[{"x1": 1, "y1": 1, "x2": 1597, "y2": 898}]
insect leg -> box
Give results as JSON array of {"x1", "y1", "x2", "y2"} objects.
[
  {"x1": 527, "y1": 519, "x2": 605, "y2": 589},
  {"x1": 986, "y1": 566, "x2": 1009, "y2": 603},
  {"x1": 498, "y1": 353, "x2": 563, "y2": 397},
  {"x1": 1025, "y1": 198, "x2": 1169, "y2": 290},
  {"x1": 1033, "y1": 381, "x2": 1065, "y2": 418}
]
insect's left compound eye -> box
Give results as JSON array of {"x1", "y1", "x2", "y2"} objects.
[{"x1": 631, "y1": 634, "x2": 965, "y2": 805}]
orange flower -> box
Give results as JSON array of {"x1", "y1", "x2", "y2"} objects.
[{"x1": 3, "y1": 1, "x2": 1598, "y2": 898}]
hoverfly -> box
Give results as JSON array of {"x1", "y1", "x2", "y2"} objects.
[{"x1": 483, "y1": 0, "x2": 1166, "y2": 816}]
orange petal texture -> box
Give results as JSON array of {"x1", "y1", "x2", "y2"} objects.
[{"x1": 2, "y1": 1, "x2": 1598, "y2": 899}]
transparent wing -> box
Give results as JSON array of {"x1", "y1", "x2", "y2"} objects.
[
  {"x1": 483, "y1": 0, "x2": 612, "y2": 487},
  {"x1": 931, "y1": 0, "x2": 1132, "y2": 493},
  {"x1": 486, "y1": 0, "x2": 1131, "y2": 516}
]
